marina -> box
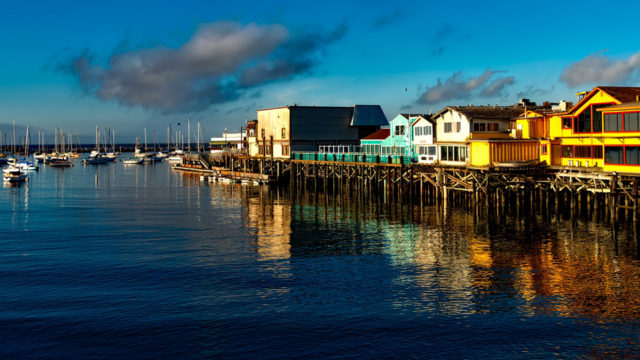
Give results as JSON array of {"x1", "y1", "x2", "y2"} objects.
[{"x1": 6, "y1": 2, "x2": 640, "y2": 356}]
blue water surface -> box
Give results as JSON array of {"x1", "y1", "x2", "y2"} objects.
[{"x1": 1, "y1": 159, "x2": 639, "y2": 359}]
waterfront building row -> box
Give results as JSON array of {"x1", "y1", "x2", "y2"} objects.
[{"x1": 210, "y1": 86, "x2": 640, "y2": 174}]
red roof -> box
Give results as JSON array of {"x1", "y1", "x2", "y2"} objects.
[{"x1": 362, "y1": 128, "x2": 390, "y2": 140}]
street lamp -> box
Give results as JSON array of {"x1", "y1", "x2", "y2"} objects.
[{"x1": 224, "y1": 128, "x2": 228, "y2": 151}]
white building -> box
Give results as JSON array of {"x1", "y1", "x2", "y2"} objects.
[
  {"x1": 432, "y1": 106, "x2": 521, "y2": 166},
  {"x1": 410, "y1": 115, "x2": 436, "y2": 163}
]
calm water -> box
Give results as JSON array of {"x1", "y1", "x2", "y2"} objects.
[{"x1": 2, "y1": 158, "x2": 640, "y2": 359}]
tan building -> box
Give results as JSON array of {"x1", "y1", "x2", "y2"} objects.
[{"x1": 250, "y1": 105, "x2": 388, "y2": 158}]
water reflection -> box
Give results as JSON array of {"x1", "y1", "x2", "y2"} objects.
[{"x1": 236, "y1": 184, "x2": 640, "y2": 322}]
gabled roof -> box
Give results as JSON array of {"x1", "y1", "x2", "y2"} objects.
[
  {"x1": 410, "y1": 115, "x2": 434, "y2": 126},
  {"x1": 362, "y1": 128, "x2": 390, "y2": 140},
  {"x1": 568, "y1": 86, "x2": 640, "y2": 114},
  {"x1": 350, "y1": 105, "x2": 389, "y2": 127},
  {"x1": 434, "y1": 106, "x2": 524, "y2": 120}
]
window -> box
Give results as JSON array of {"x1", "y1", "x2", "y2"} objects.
[
  {"x1": 281, "y1": 127, "x2": 286, "y2": 139},
  {"x1": 428, "y1": 146, "x2": 436, "y2": 156},
  {"x1": 439, "y1": 145, "x2": 467, "y2": 161},
  {"x1": 562, "y1": 117, "x2": 572, "y2": 129},
  {"x1": 593, "y1": 146, "x2": 603, "y2": 158},
  {"x1": 282, "y1": 145, "x2": 289, "y2": 156},
  {"x1": 576, "y1": 107, "x2": 592, "y2": 133},
  {"x1": 562, "y1": 146, "x2": 573, "y2": 157},
  {"x1": 455, "y1": 122, "x2": 461, "y2": 132},
  {"x1": 473, "y1": 123, "x2": 479, "y2": 131},
  {"x1": 605, "y1": 146, "x2": 623, "y2": 164},
  {"x1": 574, "y1": 103, "x2": 614, "y2": 133},
  {"x1": 604, "y1": 113, "x2": 622, "y2": 132},
  {"x1": 574, "y1": 146, "x2": 591, "y2": 158},
  {"x1": 395, "y1": 125, "x2": 405, "y2": 136},
  {"x1": 414, "y1": 127, "x2": 420, "y2": 136},
  {"x1": 444, "y1": 123, "x2": 452, "y2": 133},
  {"x1": 626, "y1": 147, "x2": 640, "y2": 165},
  {"x1": 592, "y1": 104, "x2": 607, "y2": 132},
  {"x1": 625, "y1": 112, "x2": 640, "y2": 131},
  {"x1": 541, "y1": 144, "x2": 548, "y2": 155},
  {"x1": 479, "y1": 123, "x2": 485, "y2": 131},
  {"x1": 261, "y1": 129, "x2": 265, "y2": 139},
  {"x1": 249, "y1": 129, "x2": 255, "y2": 137}
]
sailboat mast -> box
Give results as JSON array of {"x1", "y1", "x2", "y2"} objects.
[
  {"x1": 144, "y1": 128, "x2": 147, "y2": 152},
  {"x1": 24, "y1": 125, "x2": 29, "y2": 157},
  {"x1": 12, "y1": 119, "x2": 16, "y2": 155},
  {"x1": 187, "y1": 117, "x2": 190, "y2": 153}
]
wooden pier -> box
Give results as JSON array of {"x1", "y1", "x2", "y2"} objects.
[{"x1": 183, "y1": 153, "x2": 640, "y2": 224}]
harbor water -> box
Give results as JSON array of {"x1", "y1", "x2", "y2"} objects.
[{"x1": 1, "y1": 158, "x2": 640, "y2": 359}]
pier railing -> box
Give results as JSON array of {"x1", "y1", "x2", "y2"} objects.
[{"x1": 292, "y1": 151, "x2": 410, "y2": 165}]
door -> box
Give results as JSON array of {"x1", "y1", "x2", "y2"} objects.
[{"x1": 551, "y1": 144, "x2": 562, "y2": 165}]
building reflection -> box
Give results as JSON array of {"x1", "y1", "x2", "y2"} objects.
[
  {"x1": 244, "y1": 187, "x2": 292, "y2": 261},
  {"x1": 239, "y1": 185, "x2": 640, "y2": 322}
]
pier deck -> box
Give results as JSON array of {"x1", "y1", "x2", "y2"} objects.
[{"x1": 177, "y1": 152, "x2": 640, "y2": 224}]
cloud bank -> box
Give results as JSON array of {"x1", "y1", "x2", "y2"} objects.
[
  {"x1": 416, "y1": 69, "x2": 515, "y2": 104},
  {"x1": 560, "y1": 51, "x2": 640, "y2": 88},
  {"x1": 58, "y1": 22, "x2": 346, "y2": 114}
]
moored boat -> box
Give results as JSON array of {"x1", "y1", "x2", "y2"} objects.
[
  {"x1": 48, "y1": 157, "x2": 74, "y2": 167},
  {"x1": 3, "y1": 167, "x2": 27, "y2": 183},
  {"x1": 83, "y1": 156, "x2": 110, "y2": 165},
  {"x1": 123, "y1": 158, "x2": 143, "y2": 165}
]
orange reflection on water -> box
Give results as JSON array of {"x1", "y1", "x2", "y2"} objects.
[
  {"x1": 246, "y1": 195, "x2": 291, "y2": 261},
  {"x1": 512, "y1": 234, "x2": 640, "y2": 321}
]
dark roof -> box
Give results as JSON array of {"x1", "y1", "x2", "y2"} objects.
[
  {"x1": 440, "y1": 106, "x2": 524, "y2": 120},
  {"x1": 599, "y1": 86, "x2": 640, "y2": 102},
  {"x1": 401, "y1": 113, "x2": 430, "y2": 119},
  {"x1": 351, "y1": 105, "x2": 389, "y2": 126},
  {"x1": 362, "y1": 128, "x2": 390, "y2": 140}
]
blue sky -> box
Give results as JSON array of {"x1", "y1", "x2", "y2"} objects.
[{"x1": 2, "y1": 0, "x2": 640, "y2": 143}]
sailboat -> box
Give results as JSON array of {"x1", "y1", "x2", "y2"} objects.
[
  {"x1": 13, "y1": 125, "x2": 38, "y2": 171},
  {"x1": 3, "y1": 166, "x2": 27, "y2": 183},
  {"x1": 153, "y1": 130, "x2": 167, "y2": 159},
  {"x1": 84, "y1": 127, "x2": 109, "y2": 165}
]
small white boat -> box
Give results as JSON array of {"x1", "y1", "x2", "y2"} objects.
[
  {"x1": 3, "y1": 167, "x2": 27, "y2": 183},
  {"x1": 123, "y1": 158, "x2": 143, "y2": 165},
  {"x1": 167, "y1": 155, "x2": 182, "y2": 163},
  {"x1": 7, "y1": 158, "x2": 38, "y2": 171},
  {"x1": 105, "y1": 152, "x2": 119, "y2": 162}
]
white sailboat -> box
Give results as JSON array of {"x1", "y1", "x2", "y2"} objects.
[
  {"x1": 3, "y1": 166, "x2": 27, "y2": 183},
  {"x1": 84, "y1": 127, "x2": 109, "y2": 165}
]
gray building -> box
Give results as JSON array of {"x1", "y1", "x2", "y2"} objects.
[{"x1": 250, "y1": 105, "x2": 388, "y2": 158}]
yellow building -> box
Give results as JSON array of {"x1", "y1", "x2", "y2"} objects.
[{"x1": 546, "y1": 86, "x2": 640, "y2": 172}]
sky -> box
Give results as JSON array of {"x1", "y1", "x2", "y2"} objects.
[{"x1": 2, "y1": 0, "x2": 640, "y2": 143}]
